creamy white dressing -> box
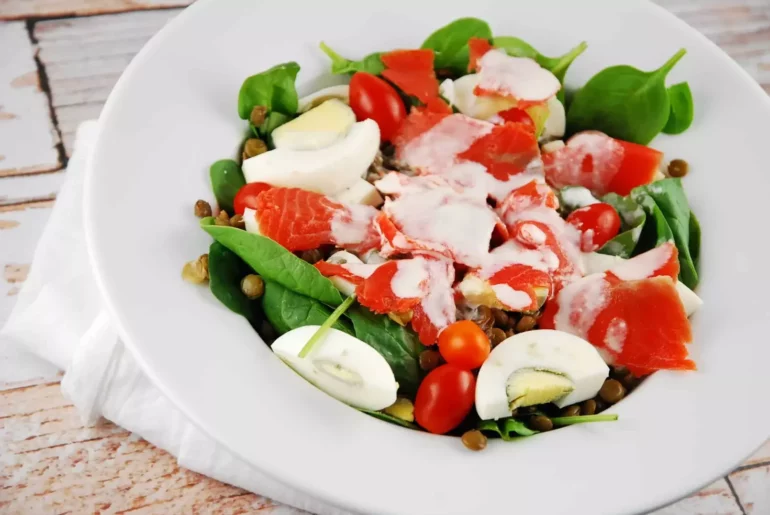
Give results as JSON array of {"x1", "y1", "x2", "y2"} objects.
[
  {"x1": 383, "y1": 187, "x2": 500, "y2": 267},
  {"x1": 609, "y1": 244, "x2": 671, "y2": 281},
  {"x1": 476, "y1": 49, "x2": 561, "y2": 102},
  {"x1": 330, "y1": 204, "x2": 376, "y2": 245},
  {"x1": 419, "y1": 259, "x2": 457, "y2": 333},
  {"x1": 560, "y1": 187, "x2": 599, "y2": 209},
  {"x1": 519, "y1": 223, "x2": 547, "y2": 246},
  {"x1": 604, "y1": 318, "x2": 627, "y2": 355},
  {"x1": 553, "y1": 274, "x2": 610, "y2": 340},
  {"x1": 545, "y1": 132, "x2": 624, "y2": 192},
  {"x1": 491, "y1": 284, "x2": 533, "y2": 310},
  {"x1": 391, "y1": 258, "x2": 431, "y2": 298}
]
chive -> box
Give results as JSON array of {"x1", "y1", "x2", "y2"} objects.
[
  {"x1": 298, "y1": 294, "x2": 356, "y2": 358},
  {"x1": 551, "y1": 414, "x2": 619, "y2": 426}
]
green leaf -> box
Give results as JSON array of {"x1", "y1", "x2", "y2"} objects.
[
  {"x1": 201, "y1": 221, "x2": 344, "y2": 306},
  {"x1": 208, "y1": 242, "x2": 263, "y2": 327},
  {"x1": 632, "y1": 178, "x2": 699, "y2": 288},
  {"x1": 262, "y1": 280, "x2": 352, "y2": 335},
  {"x1": 237, "y1": 62, "x2": 300, "y2": 120},
  {"x1": 209, "y1": 159, "x2": 245, "y2": 213},
  {"x1": 689, "y1": 211, "x2": 701, "y2": 270},
  {"x1": 493, "y1": 38, "x2": 587, "y2": 102},
  {"x1": 360, "y1": 409, "x2": 418, "y2": 429},
  {"x1": 662, "y1": 82, "x2": 694, "y2": 135},
  {"x1": 566, "y1": 49, "x2": 687, "y2": 144},
  {"x1": 598, "y1": 193, "x2": 647, "y2": 258},
  {"x1": 319, "y1": 42, "x2": 384, "y2": 75},
  {"x1": 347, "y1": 306, "x2": 421, "y2": 394},
  {"x1": 422, "y1": 17, "x2": 492, "y2": 74},
  {"x1": 478, "y1": 418, "x2": 538, "y2": 441},
  {"x1": 632, "y1": 191, "x2": 674, "y2": 253}
]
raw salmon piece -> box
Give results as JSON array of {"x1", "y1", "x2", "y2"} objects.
[
  {"x1": 391, "y1": 109, "x2": 451, "y2": 152},
  {"x1": 498, "y1": 180, "x2": 558, "y2": 216},
  {"x1": 542, "y1": 273, "x2": 694, "y2": 376},
  {"x1": 456, "y1": 122, "x2": 541, "y2": 181},
  {"x1": 381, "y1": 49, "x2": 449, "y2": 112},
  {"x1": 606, "y1": 242, "x2": 679, "y2": 282},
  {"x1": 254, "y1": 187, "x2": 379, "y2": 252},
  {"x1": 468, "y1": 37, "x2": 493, "y2": 72},
  {"x1": 314, "y1": 260, "x2": 380, "y2": 287},
  {"x1": 587, "y1": 276, "x2": 694, "y2": 376},
  {"x1": 356, "y1": 260, "x2": 425, "y2": 314},
  {"x1": 543, "y1": 131, "x2": 662, "y2": 195},
  {"x1": 410, "y1": 258, "x2": 457, "y2": 345}
]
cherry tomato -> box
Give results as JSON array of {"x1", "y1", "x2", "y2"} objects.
[
  {"x1": 349, "y1": 72, "x2": 407, "y2": 142},
  {"x1": 233, "y1": 182, "x2": 272, "y2": 215},
  {"x1": 437, "y1": 320, "x2": 491, "y2": 370},
  {"x1": 566, "y1": 202, "x2": 622, "y2": 252},
  {"x1": 414, "y1": 364, "x2": 476, "y2": 434}
]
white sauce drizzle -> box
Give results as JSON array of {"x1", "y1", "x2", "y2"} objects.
[
  {"x1": 491, "y1": 284, "x2": 533, "y2": 310},
  {"x1": 604, "y1": 318, "x2": 627, "y2": 354},
  {"x1": 330, "y1": 204, "x2": 376, "y2": 245},
  {"x1": 553, "y1": 274, "x2": 610, "y2": 339},
  {"x1": 560, "y1": 187, "x2": 599, "y2": 209},
  {"x1": 391, "y1": 258, "x2": 431, "y2": 298},
  {"x1": 609, "y1": 244, "x2": 671, "y2": 281},
  {"x1": 476, "y1": 49, "x2": 561, "y2": 102}
]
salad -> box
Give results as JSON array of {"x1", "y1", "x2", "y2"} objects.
[{"x1": 184, "y1": 17, "x2": 700, "y2": 450}]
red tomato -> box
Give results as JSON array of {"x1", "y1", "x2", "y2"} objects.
[
  {"x1": 566, "y1": 203, "x2": 622, "y2": 252},
  {"x1": 414, "y1": 364, "x2": 476, "y2": 434},
  {"x1": 438, "y1": 321, "x2": 491, "y2": 370},
  {"x1": 349, "y1": 72, "x2": 407, "y2": 142},
  {"x1": 233, "y1": 182, "x2": 272, "y2": 215}
]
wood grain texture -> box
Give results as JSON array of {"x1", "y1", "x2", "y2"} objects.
[
  {"x1": 0, "y1": 22, "x2": 60, "y2": 177},
  {"x1": 34, "y1": 9, "x2": 181, "y2": 154},
  {"x1": 0, "y1": 0, "x2": 192, "y2": 20}
]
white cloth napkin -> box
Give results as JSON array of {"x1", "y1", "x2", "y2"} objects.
[{"x1": 0, "y1": 121, "x2": 353, "y2": 515}]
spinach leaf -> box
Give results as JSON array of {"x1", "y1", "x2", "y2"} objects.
[
  {"x1": 201, "y1": 220, "x2": 344, "y2": 306},
  {"x1": 689, "y1": 211, "x2": 701, "y2": 270},
  {"x1": 209, "y1": 159, "x2": 245, "y2": 213},
  {"x1": 662, "y1": 82, "x2": 694, "y2": 135},
  {"x1": 262, "y1": 280, "x2": 352, "y2": 335},
  {"x1": 421, "y1": 17, "x2": 492, "y2": 74},
  {"x1": 348, "y1": 306, "x2": 421, "y2": 394},
  {"x1": 238, "y1": 62, "x2": 301, "y2": 120},
  {"x1": 360, "y1": 409, "x2": 418, "y2": 429},
  {"x1": 478, "y1": 418, "x2": 538, "y2": 440},
  {"x1": 319, "y1": 42, "x2": 384, "y2": 75},
  {"x1": 598, "y1": 193, "x2": 647, "y2": 258},
  {"x1": 566, "y1": 49, "x2": 686, "y2": 144},
  {"x1": 493, "y1": 38, "x2": 587, "y2": 102},
  {"x1": 208, "y1": 242, "x2": 263, "y2": 326},
  {"x1": 631, "y1": 191, "x2": 674, "y2": 254},
  {"x1": 633, "y1": 178, "x2": 699, "y2": 288}
]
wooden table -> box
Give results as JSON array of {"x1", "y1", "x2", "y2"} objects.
[{"x1": 1, "y1": 1, "x2": 769, "y2": 513}]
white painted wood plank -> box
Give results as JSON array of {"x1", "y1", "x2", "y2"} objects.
[
  {"x1": 0, "y1": 22, "x2": 60, "y2": 177},
  {"x1": 0, "y1": 0, "x2": 192, "y2": 20},
  {"x1": 652, "y1": 479, "x2": 742, "y2": 515},
  {"x1": 0, "y1": 170, "x2": 66, "y2": 206},
  {"x1": 730, "y1": 466, "x2": 770, "y2": 514},
  {"x1": 35, "y1": 9, "x2": 182, "y2": 154}
]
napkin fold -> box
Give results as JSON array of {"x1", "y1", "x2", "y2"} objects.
[{"x1": 0, "y1": 121, "x2": 353, "y2": 515}]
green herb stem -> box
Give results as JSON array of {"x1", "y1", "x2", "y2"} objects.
[
  {"x1": 319, "y1": 42, "x2": 345, "y2": 64},
  {"x1": 655, "y1": 48, "x2": 687, "y2": 78},
  {"x1": 551, "y1": 41, "x2": 588, "y2": 77},
  {"x1": 299, "y1": 294, "x2": 356, "y2": 358},
  {"x1": 551, "y1": 414, "x2": 619, "y2": 426}
]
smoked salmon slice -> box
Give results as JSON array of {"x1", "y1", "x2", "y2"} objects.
[
  {"x1": 456, "y1": 122, "x2": 541, "y2": 181},
  {"x1": 459, "y1": 261, "x2": 552, "y2": 312},
  {"x1": 606, "y1": 242, "x2": 679, "y2": 282},
  {"x1": 472, "y1": 47, "x2": 561, "y2": 107},
  {"x1": 381, "y1": 49, "x2": 450, "y2": 113},
  {"x1": 540, "y1": 267, "x2": 693, "y2": 376},
  {"x1": 468, "y1": 37, "x2": 493, "y2": 72},
  {"x1": 543, "y1": 131, "x2": 663, "y2": 195},
  {"x1": 253, "y1": 187, "x2": 379, "y2": 252}
]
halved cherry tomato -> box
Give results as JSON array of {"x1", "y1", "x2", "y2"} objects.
[
  {"x1": 233, "y1": 182, "x2": 272, "y2": 215},
  {"x1": 414, "y1": 364, "x2": 476, "y2": 434},
  {"x1": 349, "y1": 72, "x2": 406, "y2": 143},
  {"x1": 438, "y1": 320, "x2": 491, "y2": 370},
  {"x1": 566, "y1": 202, "x2": 622, "y2": 252}
]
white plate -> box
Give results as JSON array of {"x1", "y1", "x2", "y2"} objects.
[{"x1": 84, "y1": 1, "x2": 770, "y2": 513}]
